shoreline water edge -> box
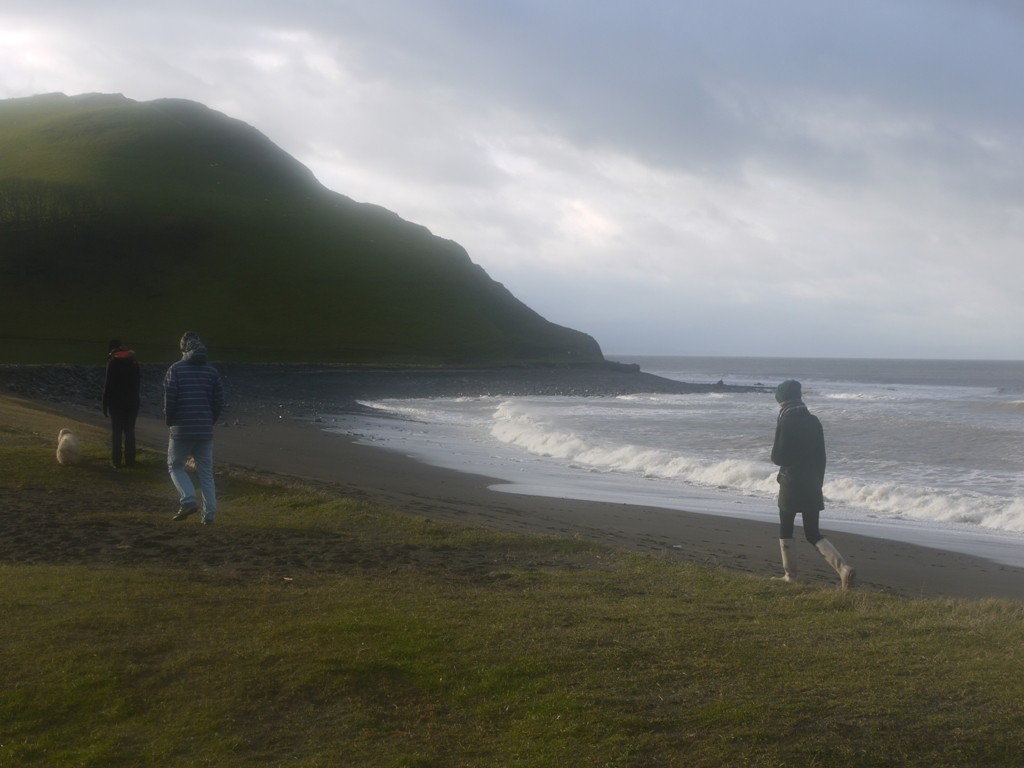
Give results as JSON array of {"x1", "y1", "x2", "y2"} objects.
[
  {"x1": 311, "y1": 357, "x2": 1024, "y2": 572},
  {"x1": 5, "y1": 360, "x2": 1024, "y2": 600}
]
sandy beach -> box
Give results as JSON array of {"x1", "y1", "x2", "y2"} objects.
[{"x1": 6, "y1": 363, "x2": 1024, "y2": 600}]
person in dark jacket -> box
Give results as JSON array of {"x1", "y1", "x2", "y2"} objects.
[
  {"x1": 771, "y1": 379, "x2": 855, "y2": 589},
  {"x1": 164, "y1": 332, "x2": 226, "y2": 524},
  {"x1": 102, "y1": 339, "x2": 141, "y2": 469}
]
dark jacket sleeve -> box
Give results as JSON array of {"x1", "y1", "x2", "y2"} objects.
[
  {"x1": 102, "y1": 360, "x2": 114, "y2": 416},
  {"x1": 770, "y1": 421, "x2": 790, "y2": 468}
]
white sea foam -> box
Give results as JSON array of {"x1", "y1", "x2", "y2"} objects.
[
  {"x1": 488, "y1": 398, "x2": 775, "y2": 493},
  {"x1": 825, "y1": 476, "x2": 1024, "y2": 532},
  {"x1": 328, "y1": 357, "x2": 1024, "y2": 564}
]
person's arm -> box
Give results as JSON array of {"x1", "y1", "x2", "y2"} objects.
[
  {"x1": 814, "y1": 419, "x2": 827, "y2": 483},
  {"x1": 163, "y1": 368, "x2": 177, "y2": 426},
  {"x1": 102, "y1": 361, "x2": 113, "y2": 417},
  {"x1": 770, "y1": 418, "x2": 791, "y2": 467}
]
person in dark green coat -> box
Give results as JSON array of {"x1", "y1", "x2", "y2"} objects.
[{"x1": 771, "y1": 379, "x2": 855, "y2": 589}]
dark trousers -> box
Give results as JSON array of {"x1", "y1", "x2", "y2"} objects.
[
  {"x1": 779, "y1": 507, "x2": 822, "y2": 544},
  {"x1": 109, "y1": 406, "x2": 138, "y2": 468}
]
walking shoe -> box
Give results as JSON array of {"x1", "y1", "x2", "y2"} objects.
[
  {"x1": 172, "y1": 506, "x2": 198, "y2": 521},
  {"x1": 201, "y1": 516, "x2": 215, "y2": 526}
]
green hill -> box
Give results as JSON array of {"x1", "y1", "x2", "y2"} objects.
[{"x1": 0, "y1": 93, "x2": 604, "y2": 365}]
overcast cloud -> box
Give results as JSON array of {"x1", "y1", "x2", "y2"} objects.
[{"x1": 2, "y1": 0, "x2": 1023, "y2": 358}]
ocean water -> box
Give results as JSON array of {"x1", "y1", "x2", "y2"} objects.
[{"x1": 322, "y1": 356, "x2": 1024, "y2": 567}]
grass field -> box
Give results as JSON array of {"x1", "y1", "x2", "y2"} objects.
[{"x1": 4, "y1": 398, "x2": 1024, "y2": 767}]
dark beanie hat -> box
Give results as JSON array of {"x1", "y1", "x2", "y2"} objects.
[{"x1": 775, "y1": 379, "x2": 802, "y2": 403}]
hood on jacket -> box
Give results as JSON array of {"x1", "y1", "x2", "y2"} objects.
[
  {"x1": 179, "y1": 331, "x2": 200, "y2": 352},
  {"x1": 107, "y1": 338, "x2": 135, "y2": 361},
  {"x1": 182, "y1": 337, "x2": 208, "y2": 365}
]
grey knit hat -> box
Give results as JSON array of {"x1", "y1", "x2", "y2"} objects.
[{"x1": 775, "y1": 379, "x2": 802, "y2": 403}]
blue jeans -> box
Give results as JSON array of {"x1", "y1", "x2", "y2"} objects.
[{"x1": 168, "y1": 438, "x2": 216, "y2": 521}]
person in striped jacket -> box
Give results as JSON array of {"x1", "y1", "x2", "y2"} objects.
[{"x1": 164, "y1": 332, "x2": 226, "y2": 525}]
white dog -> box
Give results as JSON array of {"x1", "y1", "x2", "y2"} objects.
[{"x1": 56, "y1": 428, "x2": 81, "y2": 466}]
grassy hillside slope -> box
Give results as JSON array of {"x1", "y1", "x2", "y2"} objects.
[{"x1": 0, "y1": 93, "x2": 604, "y2": 365}]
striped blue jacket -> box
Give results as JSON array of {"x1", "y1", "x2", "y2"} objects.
[{"x1": 163, "y1": 342, "x2": 226, "y2": 440}]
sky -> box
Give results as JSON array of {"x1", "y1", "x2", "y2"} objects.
[{"x1": 2, "y1": 0, "x2": 1024, "y2": 360}]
